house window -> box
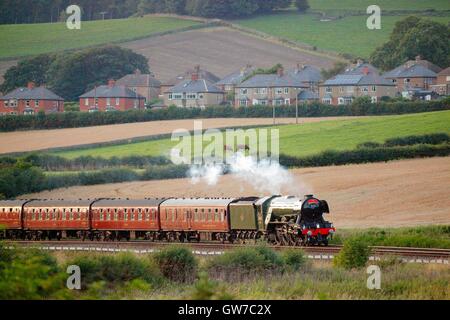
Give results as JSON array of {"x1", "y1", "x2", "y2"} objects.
[
  {"x1": 362, "y1": 86, "x2": 369, "y2": 92},
  {"x1": 26, "y1": 100, "x2": 30, "y2": 107},
  {"x1": 284, "y1": 88, "x2": 289, "y2": 94},
  {"x1": 275, "y1": 88, "x2": 283, "y2": 95},
  {"x1": 372, "y1": 86, "x2": 377, "y2": 92},
  {"x1": 325, "y1": 87, "x2": 332, "y2": 93},
  {"x1": 95, "y1": 98, "x2": 99, "y2": 106},
  {"x1": 322, "y1": 98, "x2": 332, "y2": 105},
  {"x1": 371, "y1": 96, "x2": 377, "y2": 103},
  {"x1": 240, "y1": 88, "x2": 248, "y2": 95},
  {"x1": 106, "y1": 98, "x2": 111, "y2": 106},
  {"x1": 168, "y1": 93, "x2": 173, "y2": 100},
  {"x1": 258, "y1": 99, "x2": 268, "y2": 106},
  {"x1": 338, "y1": 97, "x2": 345, "y2": 105},
  {"x1": 239, "y1": 99, "x2": 248, "y2": 107},
  {"x1": 199, "y1": 93, "x2": 204, "y2": 99},
  {"x1": 284, "y1": 98, "x2": 290, "y2": 105},
  {"x1": 85, "y1": 98, "x2": 89, "y2": 106},
  {"x1": 225, "y1": 85, "x2": 232, "y2": 91},
  {"x1": 115, "y1": 98, "x2": 120, "y2": 106},
  {"x1": 4, "y1": 101, "x2": 8, "y2": 107},
  {"x1": 186, "y1": 93, "x2": 197, "y2": 99},
  {"x1": 404, "y1": 79, "x2": 410, "y2": 83},
  {"x1": 339, "y1": 87, "x2": 344, "y2": 93},
  {"x1": 35, "y1": 100, "x2": 39, "y2": 107},
  {"x1": 173, "y1": 93, "x2": 183, "y2": 99}
]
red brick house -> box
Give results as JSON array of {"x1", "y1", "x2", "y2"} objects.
[
  {"x1": 431, "y1": 67, "x2": 450, "y2": 96},
  {"x1": 79, "y1": 80, "x2": 145, "y2": 112},
  {"x1": 0, "y1": 82, "x2": 64, "y2": 115}
]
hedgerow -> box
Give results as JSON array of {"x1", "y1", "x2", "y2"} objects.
[{"x1": 1, "y1": 99, "x2": 449, "y2": 132}]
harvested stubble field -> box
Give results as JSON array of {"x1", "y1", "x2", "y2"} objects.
[
  {"x1": 22, "y1": 157, "x2": 450, "y2": 229},
  {"x1": 121, "y1": 26, "x2": 336, "y2": 81},
  {"x1": 0, "y1": 116, "x2": 358, "y2": 154}
]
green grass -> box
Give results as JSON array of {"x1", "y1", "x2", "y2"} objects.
[
  {"x1": 51, "y1": 111, "x2": 450, "y2": 159},
  {"x1": 331, "y1": 225, "x2": 450, "y2": 249},
  {"x1": 309, "y1": 0, "x2": 450, "y2": 12},
  {"x1": 236, "y1": 13, "x2": 450, "y2": 58},
  {"x1": 0, "y1": 17, "x2": 200, "y2": 59}
]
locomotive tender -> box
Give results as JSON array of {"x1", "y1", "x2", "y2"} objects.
[{"x1": 0, "y1": 195, "x2": 334, "y2": 246}]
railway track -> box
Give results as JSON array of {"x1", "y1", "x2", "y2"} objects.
[{"x1": 4, "y1": 240, "x2": 450, "y2": 263}]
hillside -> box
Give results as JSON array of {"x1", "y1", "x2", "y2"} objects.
[
  {"x1": 236, "y1": 14, "x2": 449, "y2": 58},
  {"x1": 0, "y1": 16, "x2": 201, "y2": 59},
  {"x1": 49, "y1": 111, "x2": 450, "y2": 159}
]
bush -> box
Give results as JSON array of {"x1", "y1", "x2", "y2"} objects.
[
  {"x1": 67, "y1": 253, "x2": 162, "y2": 289},
  {"x1": 153, "y1": 246, "x2": 198, "y2": 283},
  {"x1": 333, "y1": 237, "x2": 371, "y2": 270},
  {"x1": 0, "y1": 246, "x2": 70, "y2": 299},
  {"x1": 281, "y1": 249, "x2": 307, "y2": 271},
  {"x1": 207, "y1": 246, "x2": 283, "y2": 280}
]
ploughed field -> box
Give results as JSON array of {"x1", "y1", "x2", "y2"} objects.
[{"x1": 21, "y1": 157, "x2": 450, "y2": 229}]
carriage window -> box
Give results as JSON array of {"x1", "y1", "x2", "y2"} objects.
[
  {"x1": 215, "y1": 209, "x2": 219, "y2": 222},
  {"x1": 46, "y1": 211, "x2": 50, "y2": 220},
  {"x1": 138, "y1": 212, "x2": 142, "y2": 221},
  {"x1": 100, "y1": 212, "x2": 104, "y2": 221},
  {"x1": 124, "y1": 208, "x2": 128, "y2": 213},
  {"x1": 124, "y1": 212, "x2": 128, "y2": 220},
  {"x1": 131, "y1": 213, "x2": 135, "y2": 221},
  {"x1": 171, "y1": 210, "x2": 175, "y2": 222},
  {"x1": 221, "y1": 209, "x2": 225, "y2": 222},
  {"x1": 39, "y1": 212, "x2": 42, "y2": 220},
  {"x1": 107, "y1": 213, "x2": 111, "y2": 221},
  {"x1": 145, "y1": 209, "x2": 150, "y2": 221},
  {"x1": 114, "y1": 212, "x2": 118, "y2": 221},
  {"x1": 70, "y1": 212, "x2": 74, "y2": 220}
]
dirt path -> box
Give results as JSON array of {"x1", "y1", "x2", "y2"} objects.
[
  {"x1": 0, "y1": 116, "x2": 360, "y2": 154},
  {"x1": 21, "y1": 157, "x2": 450, "y2": 228}
]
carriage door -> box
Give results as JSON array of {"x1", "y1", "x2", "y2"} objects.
[{"x1": 187, "y1": 209, "x2": 193, "y2": 230}]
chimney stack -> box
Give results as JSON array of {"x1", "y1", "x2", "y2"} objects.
[
  {"x1": 362, "y1": 66, "x2": 369, "y2": 75},
  {"x1": 356, "y1": 59, "x2": 364, "y2": 67},
  {"x1": 194, "y1": 65, "x2": 200, "y2": 73},
  {"x1": 134, "y1": 69, "x2": 142, "y2": 75},
  {"x1": 415, "y1": 55, "x2": 422, "y2": 62},
  {"x1": 108, "y1": 79, "x2": 116, "y2": 88},
  {"x1": 27, "y1": 82, "x2": 35, "y2": 90},
  {"x1": 191, "y1": 73, "x2": 199, "y2": 81},
  {"x1": 277, "y1": 67, "x2": 284, "y2": 77}
]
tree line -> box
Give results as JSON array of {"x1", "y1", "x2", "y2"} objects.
[{"x1": 0, "y1": 0, "x2": 310, "y2": 24}]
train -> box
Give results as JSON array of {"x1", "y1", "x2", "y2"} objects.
[{"x1": 0, "y1": 195, "x2": 335, "y2": 246}]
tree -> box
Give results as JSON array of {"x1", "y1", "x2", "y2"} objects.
[
  {"x1": 320, "y1": 61, "x2": 348, "y2": 79},
  {"x1": 0, "y1": 54, "x2": 56, "y2": 94},
  {"x1": 370, "y1": 17, "x2": 450, "y2": 71},
  {"x1": 295, "y1": 0, "x2": 310, "y2": 12},
  {"x1": 50, "y1": 46, "x2": 149, "y2": 101}
]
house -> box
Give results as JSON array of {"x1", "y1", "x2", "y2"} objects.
[
  {"x1": 215, "y1": 64, "x2": 255, "y2": 98},
  {"x1": 383, "y1": 56, "x2": 439, "y2": 93},
  {"x1": 319, "y1": 66, "x2": 396, "y2": 105},
  {"x1": 116, "y1": 70, "x2": 161, "y2": 103},
  {"x1": 431, "y1": 67, "x2": 450, "y2": 96},
  {"x1": 234, "y1": 68, "x2": 309, "y2": 108},
  {"x1": 161, "y1": 65, "x2": 220, "y2": 94},
  {"x1": 79, "y1": 80, "x2": 145, "y2": 112},
  {"x1": 163, "y1": 73, "x2": 225, "y2": 108},
  {"x1": 287, "y1": 64, "x2": 323, "y2": 92},
  {"x1": 0, "y1": 82, "x2": 64, "y2": 115}
]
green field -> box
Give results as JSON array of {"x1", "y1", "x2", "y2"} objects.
[
  {"x1": 0, "y1": 16, "x2": 200, "y2": 59},
  {"x1": 51, "y1": 111, "x2": 450, "y2": 159},
  {"x1": 236, "y1": 13, "x2": 450, "y2": 58},
  {"x1": 309, "y1": 0, "x2": 450, "y2": 12}
]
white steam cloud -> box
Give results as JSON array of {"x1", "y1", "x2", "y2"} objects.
[{"x1": 188, "y1": 152, "x2": 310, "y2": 195}]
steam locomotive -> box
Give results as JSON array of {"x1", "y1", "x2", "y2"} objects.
[{"x1": 0, "y1": 195, "x2": 334, "y2": 246}]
